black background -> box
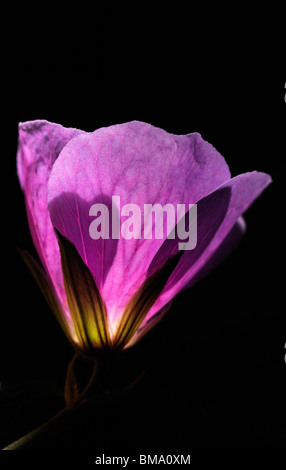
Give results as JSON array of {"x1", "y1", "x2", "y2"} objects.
[{"x1": 0, "y1": 7, "x2": 285, "y2": 461}]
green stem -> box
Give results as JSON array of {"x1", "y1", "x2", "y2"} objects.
[
  {"x1": 2, "y1": 406, "x2": 72, "y2": 450},
  {"x1": 2, "y1": 352, "x2": 110, "y2": 450}
]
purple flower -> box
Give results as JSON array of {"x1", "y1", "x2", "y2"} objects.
[{"x1": 17, "y1": 120, "x2": 271, "y2": 352}]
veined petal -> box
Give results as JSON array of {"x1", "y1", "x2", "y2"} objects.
[
  {"x1": 17, "y1": 120, "x2": 84, "y2": 319},
  {"x1": 141, "y1": 171, "x2": 272, "y2": 327},
  {"x1": 47, "y1": 120, "x2": 231, "y2": 328}
]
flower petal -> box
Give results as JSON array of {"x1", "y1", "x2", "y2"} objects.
[
  {"x1": 47, "y1": 121, "x2": 231, "y2": 329},
  {"x1": 141, "y1": 171, "x2": 272, "y2": 327},
  {"x1": 17, "y1": 120, "x2": 84, "y2": 316}
]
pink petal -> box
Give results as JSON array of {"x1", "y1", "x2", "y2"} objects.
[
  {"x1": 141, "y1": 171, "x2": 271, "y2": 328},
  {"x1": 47, "y1": 121, "x2": 231, "y2": 331},
  {"x1": 17, "y1": 120, "x2": 84, "y2": 316}
]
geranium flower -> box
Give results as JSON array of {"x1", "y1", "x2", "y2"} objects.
[{"x1": 17, "y1": 120, "x2": 271, "y2": 353}]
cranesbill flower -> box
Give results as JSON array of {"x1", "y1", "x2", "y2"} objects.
[{"x1": 17, "y1": 120, "x2": 271, "y2": 353}]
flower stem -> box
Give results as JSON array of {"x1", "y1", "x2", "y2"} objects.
[
  {"x1": 2, "y1": 406, "x2": 72, "y2": 450},
  {"x1": 2, "y1": 352, "x2": 110, "y2": 450}
]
